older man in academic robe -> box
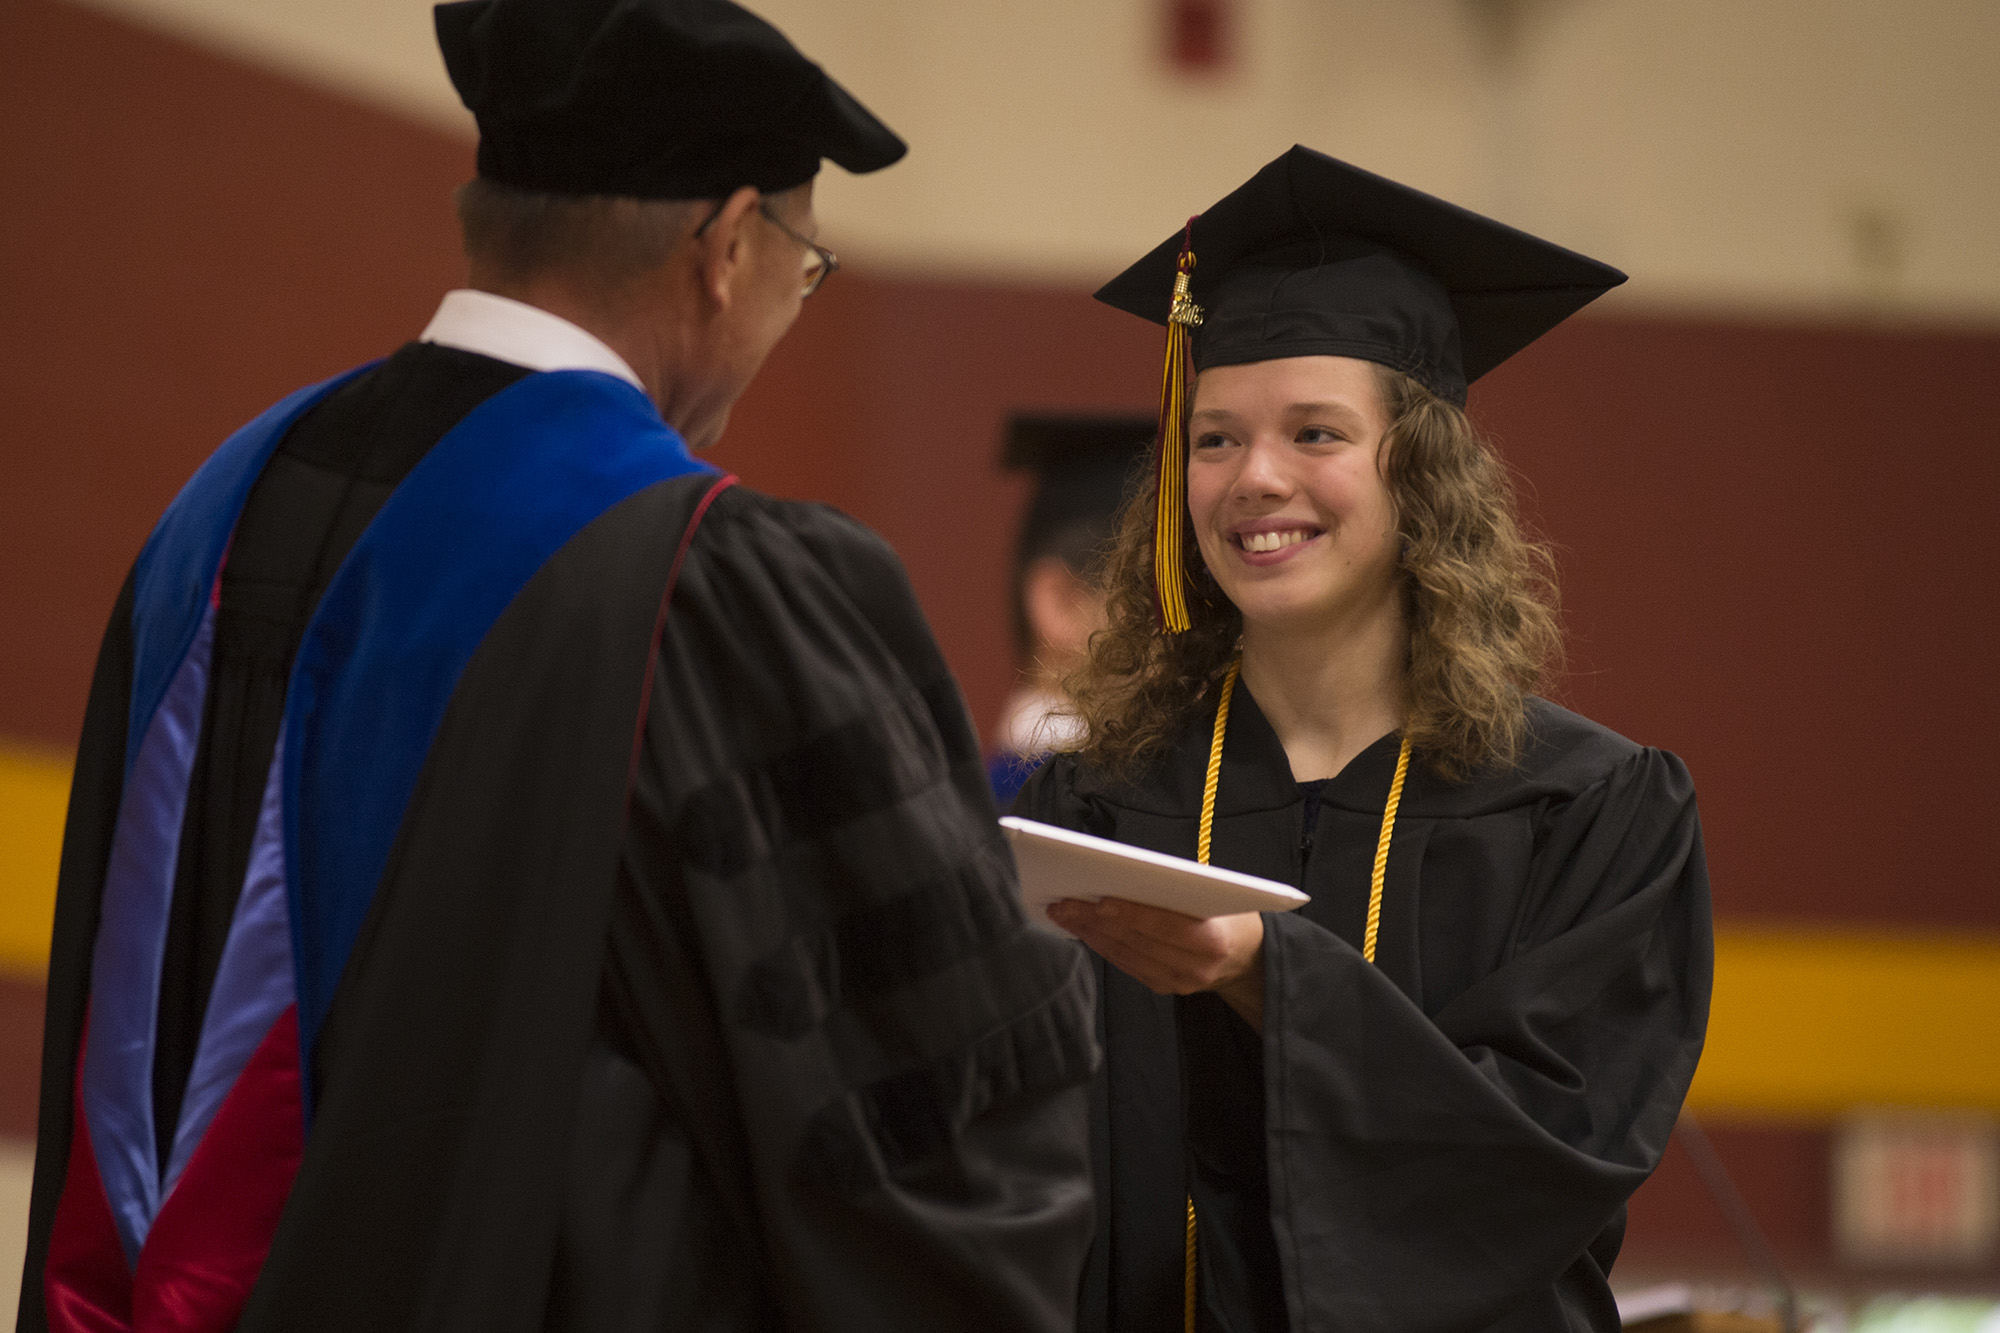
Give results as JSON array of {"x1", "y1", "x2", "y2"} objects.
[{"x1": 17, "y1": 3, "x2": 1097, "y2": 1330}]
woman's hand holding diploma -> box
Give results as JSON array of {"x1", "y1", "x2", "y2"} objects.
[{"x1": 1047, "y1": 898, "x2": 1267, "y2": 1033}]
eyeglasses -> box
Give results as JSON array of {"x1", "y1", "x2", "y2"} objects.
[
  {"x1": 693, "y1": 198, "x2": 840, "y2": 299},
  {"x1": 758, "y1": 204, "x2": 840, "y2": 299}
]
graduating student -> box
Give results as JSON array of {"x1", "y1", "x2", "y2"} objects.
[
  {"x1": 989, "y1": 414, "x2": 1156, "y2": 806},
  {"x1": 1015, "y1": 147, "x2": 1712, "y2": 1332},
  {"x1": 20, "y1": 2, "x2": 1095, "y2": 1330}
]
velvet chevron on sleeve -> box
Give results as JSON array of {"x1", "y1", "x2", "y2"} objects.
[{"x1": 598, "y1": 489, "x2": 1098, "y2": 1333}]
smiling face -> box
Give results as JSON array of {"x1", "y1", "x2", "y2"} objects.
[{"x1": 1185, "y1": 355, "x2": 1404, "y2": 640}]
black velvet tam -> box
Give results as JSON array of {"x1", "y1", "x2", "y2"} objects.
[
  {"x1": 435, "y1": 0, "x2": 907, "y2": 200},
  {"x1": 1094, "y1": 145, "x2": 1626, "y2": 405},
  {"x1": 1002, "y1": 414, "x2": 1156, "y2": 570}
]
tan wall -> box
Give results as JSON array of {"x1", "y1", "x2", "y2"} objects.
[{"x1": 64, "y1": 0, "x2": 2000, "y2": 318}]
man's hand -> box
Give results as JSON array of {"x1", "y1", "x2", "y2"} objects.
[{"x1": 1047, "y1": 898, "x2": 1266, "y2": 1032}]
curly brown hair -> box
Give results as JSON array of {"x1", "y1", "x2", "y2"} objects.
[{"x1": 1061, "y1": 364, "x2": 1561, "y2": 783}]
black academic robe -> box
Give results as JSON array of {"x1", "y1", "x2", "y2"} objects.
[
  {"x1": 22, "y1": 345, "x2": 1096, "y2": 1332},
  {"x1": 1016, "y1": 689, "x2": 1712, "y2": 1333}
]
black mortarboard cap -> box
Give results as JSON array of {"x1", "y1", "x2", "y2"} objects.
[
  {"x1": 1003, "y1": 414, "x2": 1156, "y2": 571},
  {"x1": 1098, "y1": 146, "x2": 1624, "y2": 634},
  {"x1": 435, "y1": 0, "x2": 907, "y2": 200},
  {"x1": 1094, "y1": 145, "x2": 1626, "y2": 406}
]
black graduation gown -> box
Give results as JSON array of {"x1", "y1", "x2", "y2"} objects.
[
  {"x1": 1015, "y1": 688, "x2": 1712, "y2": 1333},
  {"x1": 23, "y1": 345, "x2": 1096, "y2": 1332}
]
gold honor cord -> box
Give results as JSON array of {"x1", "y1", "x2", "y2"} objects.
[
  {"x1": 1195, "y1": 660, "x2": 1240, "y2": 865},
  {"x1": 1363, "y1": 738, "x2": 1414, "y2": 964},
  {"x1": 1186, "y1": 659, "x2": 1414, "y2": 1330}
]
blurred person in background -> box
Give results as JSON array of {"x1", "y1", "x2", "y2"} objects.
[
  {"x1": 18, "y1": 2, "x2": 1095, "y2": 1330},
  {"x1": 1018, "y1": 147, "x2": 1713, "y2": 1332},
  {"x1": 989, "y1": 413, "x2": 1155, "y2": 807}
]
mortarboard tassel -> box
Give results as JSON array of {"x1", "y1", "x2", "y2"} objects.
[{"x1": 1153, "y1": 219, "x2": 1204, "y2": 634}]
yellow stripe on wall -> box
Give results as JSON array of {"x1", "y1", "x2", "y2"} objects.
[
  {"x1": 0, "y1": 743, "x2": 71, "y2": 978},
  {"x1": 1690, "y1": 927, "x2": 2000, "y2": 1118}
]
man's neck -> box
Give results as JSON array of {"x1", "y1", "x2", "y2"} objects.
[
  {"x1": 1237, "y1": 596, "x2": 1407, "y2": 783},
  {"x1": 464, "y1": 274, "x2": 716, "y2": 442}
]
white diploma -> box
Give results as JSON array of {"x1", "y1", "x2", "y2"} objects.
[{"x1": 1000, "y1": 816, "x2": 1309, "y2": 934}]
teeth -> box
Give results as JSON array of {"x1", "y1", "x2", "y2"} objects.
[{"x1": 1242, "y1": 529, "x2": 1310, "y2": 553}]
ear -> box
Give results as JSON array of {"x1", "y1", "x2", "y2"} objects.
[{"x1": 693, "y1": 185, "x2": 763, "y2": 310}]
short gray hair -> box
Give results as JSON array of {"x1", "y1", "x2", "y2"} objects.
[{"x1": 454, "y1": 177, "x2": 705, "y2": 289}]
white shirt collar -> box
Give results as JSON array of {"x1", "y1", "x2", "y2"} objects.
[{"x1": 418, "y1": 289, "x2": 646, "y2": 394}]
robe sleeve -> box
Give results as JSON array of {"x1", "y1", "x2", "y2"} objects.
[
  {"x1": 1263, "y1": 746, "x2": 1712, "y2": 1332},
  {"x1": 617, "y1": 491, "x2": 1098, "y2": 1333}
]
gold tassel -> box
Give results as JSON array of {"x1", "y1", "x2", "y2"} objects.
[{"x1": 1154, "y1": 221, "x2": 1203, "y2": 634}]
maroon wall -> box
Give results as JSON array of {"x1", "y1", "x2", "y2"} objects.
[{"x1": 1472, "y1": 321, "x2": 2000, "y2": 930}]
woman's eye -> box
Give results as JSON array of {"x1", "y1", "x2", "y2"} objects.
[
  {"x1": 1298, "y1": 426, "x2": 1343, "y2": 445},
  {"x1": 1193, "y1": 432, "x2": 1232, "y2": 451}
]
